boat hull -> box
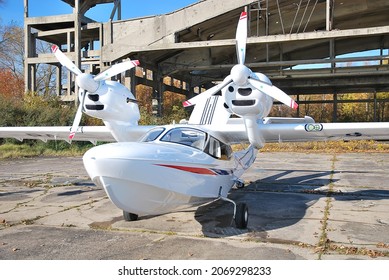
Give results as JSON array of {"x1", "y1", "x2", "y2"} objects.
[{"x1": 83, "y1": 142, "x2": 238, "y2": 215}]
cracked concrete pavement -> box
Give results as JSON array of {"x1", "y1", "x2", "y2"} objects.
[{"x1": 0, "y1": 153, "x2": 388, "y2": 260}]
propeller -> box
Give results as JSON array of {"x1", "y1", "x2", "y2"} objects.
[
  {"x1": 183, "y1": 11, "x2": 298, "y2": 110},
  {"x1": 182, "y1": 77, "x2": 232, "y2": 107},
  {"x1": 51, "y1": 45, "x2": 139, "y2": 140},
  {"x1": 236, "y1": 11, "x2": 247, "y2": 65}
]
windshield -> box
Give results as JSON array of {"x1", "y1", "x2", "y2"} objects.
[
  {"x1": 140, "y1": 127, "x2": 165, "y2": 142},
  {"x1": 140, "y1": 127, "x2": 232, "y2": 160},
  {"x1": 161, "y1": 128, "x2": 207, "y2": 150}
]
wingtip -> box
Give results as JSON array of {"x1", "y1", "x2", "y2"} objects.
[{"x1": 133, "y1": 60, "x2": 140, "y2": 66}]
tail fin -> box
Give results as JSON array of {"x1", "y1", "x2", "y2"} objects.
[{"x1": 188, "y1": 95, "x2": 231, "y2": 125}]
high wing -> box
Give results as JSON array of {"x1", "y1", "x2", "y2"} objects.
[
  {"x1": 0, "y1": 125, "x2": 153, "y2": 144},
  {"x1": 208, "y1": 118, "x2": 389, "y2": 144},
  {"x1": 260, "y1": 122, "x2": 389, "y2": 143}
]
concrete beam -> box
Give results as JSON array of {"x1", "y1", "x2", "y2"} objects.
[
  {"x1": 274, "y1": 75, "x2": 389, "y2": 94},
  {"x1": 102, "y1": 0, "x2": 256, "y2": 61},
  {"x1": 166, "y1": 55, "x2": 389, "y2": 72},
  {"x1": 127, "y1": 26, "x2": 389, "y2": 54}
]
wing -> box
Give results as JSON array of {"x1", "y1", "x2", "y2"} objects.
[
  {"x1": 208, "y1": 119, "x2": 389, "y2": 144},
  {"x1": 0, "y1": 125, "x2": 153, "y2": 144},
  {"x1": 0, "y1": 126, "x2": 114, "y2": 144},
  {"x1": 260, "y1": 122, "x2": 389, "y2": 142}
]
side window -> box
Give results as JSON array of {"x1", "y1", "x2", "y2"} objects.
[
  {"x1": 206, "y1": 136, "x2": 232, "y2": 160},
  {"x1": 208, "y1": 137, "x2": 221, "y2": 158},
  {"x1": 220, "y1": 143, "x2": 232, "y2": 160}
]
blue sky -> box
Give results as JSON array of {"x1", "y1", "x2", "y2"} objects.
[{"x1": 0, "y1": 0, "x2": 199, "y2": 25}]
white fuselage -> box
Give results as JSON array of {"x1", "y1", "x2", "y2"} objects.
[{"x1": 83, "y1": 125, "x2": 257, "y2": 216}]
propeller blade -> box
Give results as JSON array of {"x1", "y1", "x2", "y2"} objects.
[
  {"x1": 51, "y1": 45, "x2": 82, "y2": 76},
  {"x1": 248, "y1": 77, "x2": 298, "y2": 109},
  {"x1": 236, "y1": 11, "x2": 248, "y2": 65},
  {"x1": 94, "y1": 60, "x2": 140, "y2": 81},
  {"x1": 183, "y1": 76, "x2": 233, "y2": 107},
  {"x1": 68, "y1": 90, "x2": 86, "y2": 141}
]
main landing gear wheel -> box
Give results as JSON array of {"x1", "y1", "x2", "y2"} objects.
[
  {"x1": 123, "y1": 211, "x2": 138, "y2": 221},
  {"x1": 235, "y1": 203, "x2": 248, "y2": 229},
  {"x1": 219, "y1": 195, "x2": 249, "y2": 229}
]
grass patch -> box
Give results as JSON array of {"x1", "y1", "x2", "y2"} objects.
[
  {"x1": 2, "y1": 139, "x2": 389, "y2": 160},
  {"x1": 261, "y1": 140, "x2": 389, "y2": 153},
  {"x1": 0, "y1": 141, "x2": 93, "y2": 159}
]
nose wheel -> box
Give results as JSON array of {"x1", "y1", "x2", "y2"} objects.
[
  {"x1": 123, "y1": 211, "x2": 138, "y2": 221},
  {"x1": 235, "y1": 179, "x2": 245, "y2": 189}
]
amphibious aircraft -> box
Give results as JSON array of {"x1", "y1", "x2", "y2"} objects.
[{"x1": 1, "y1": 11, "x2": 389, "y2": 229}]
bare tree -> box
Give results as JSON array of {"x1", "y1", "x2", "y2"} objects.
[
  {"x1": 0, "y1": 22, "x2": 24, "y2": 78},
  {"x1": 1, "y1": 20, "x2": 58, "y2": 95},
  {"x1": 35, "y1": 39, "x2": 57, "y2": 96}
]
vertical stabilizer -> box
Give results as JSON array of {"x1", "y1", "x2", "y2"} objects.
[{"x1": 188, "y1": 95, "x2": 231, "y2": 125}]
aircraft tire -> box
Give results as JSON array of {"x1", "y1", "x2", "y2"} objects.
[
  {"x1": 235, "y1": 203, "x2": 248, "y2": 229},
  {"x1": 236, "y1": 181, "x2": 245, "y2": 189},
  {"x1": 123, "y1": 211, "x2": 138, "y2": 221}
]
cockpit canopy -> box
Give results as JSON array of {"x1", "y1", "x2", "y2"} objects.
[{"x1": 140, "y1": 127, "x2": 232, "y2": 160}]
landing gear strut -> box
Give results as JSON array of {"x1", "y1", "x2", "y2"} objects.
[
  {"x1": 123, "y1": 211, "x2": 138, "y2": 221},
  {"x1": 220, "y1": 197, "x2": 248, "y2": 229}
]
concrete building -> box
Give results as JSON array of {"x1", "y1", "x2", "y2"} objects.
[{"x1": 24, "y1": 0, "x2": 389, "y2": 119}]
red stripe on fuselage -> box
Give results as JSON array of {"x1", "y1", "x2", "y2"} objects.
[{"x1": 155, "y1": 164, "x2": 217, "y2": 175}]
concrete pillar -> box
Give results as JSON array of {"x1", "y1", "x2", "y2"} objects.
[
  {"x1": 373, "y1": 90, "x2": 377, "y2": 121},
  {"x1": 153, "y1": 70, "x2": 164, "y2": 117},
  {"x1": 56, "y1": 66, "x2": 62, "y2": 96},
  {"x1": 23, "y1": 0, "x2": 30, "y2": 93},
  {"x1": 332, "y1": 91, "x2": 338, "y2": 122},
  {"x1": 329, "y1": 39, "x2": 335, "y2": 73},
  {"x1": 326, "y1": 0, "x2": 334, "y2": 31},
  {"x1": 74, "y1": 0, "x2": 81, "y2": 105},
  {"x1": 25, "y1": 64, "x2": 37, "y2": 93}
]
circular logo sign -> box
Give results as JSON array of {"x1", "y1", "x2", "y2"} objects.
[{"x1": 305, "y1": 123, "x2": 323, "y2": 132}]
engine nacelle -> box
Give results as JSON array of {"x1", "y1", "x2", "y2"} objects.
[
  {"x1": 224, "y1": 72, "x2": 273, "y2": 119},
  {"x1": 83, "y1": 80, "x2": 140, "y2": 141},
  {"x1": 222, "y1": 72, "x2": 274, "y2": 149},
  {"x1": 76, "y1": 73, "x2": 99, "y2": 93},
  {"x1": 83, "y1": 81, "x2": 139, "y2": 123}
]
